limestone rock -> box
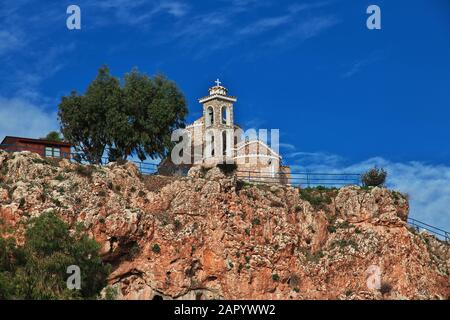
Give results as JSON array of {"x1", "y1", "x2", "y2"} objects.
[{"x1": 0, "y1": 150, "x2": 448, "y2": 300}]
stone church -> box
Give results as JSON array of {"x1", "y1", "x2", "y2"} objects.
[{"x1": 159, "y1": 80, "x2": 291, "y2": 184}]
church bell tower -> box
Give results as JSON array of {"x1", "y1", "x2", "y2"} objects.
[{"x1": 198, "y1": 79, "x2": 237, "y2": 165}]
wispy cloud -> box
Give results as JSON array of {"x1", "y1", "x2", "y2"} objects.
[
  {"x1": 268, "y1": 16, "x2": 340, "y2": 46},
  {"x1": 160, "y1": 1, "x2": 338, "y2": 57},
  {"x1": 159, "y1": 1, "x2": 189, "y2": 17},
  {"x1": 0, "y1": 96, "x2": 58, "y2": 139},
  {"x1": 0, "y1": 31, "x2": 23, "y2": 56},
  {"x1": 342, "y1": 52, "x2": 385, "y2": 78},
  {"x1": 89, "y1": 0, "x2": 190, "y2": 26},
  {"x1": 288, "y1": 1, "x2": 332, "y2": 13},
  {"x1": 237, "y1": 1, "x2": 332, "y2": 37},
  {"x1": 238, "y1": 15, "x2": 292, "y2": 35},
  {"x1": 279, "y1": 143, "x2": 296, "y2": 151},
  {"x1": 288, "y1": 151, "x2": 344, "y2": 168},
  {"x1": 5, "y1": 43, "x2": 76, "y2": 103},
  {"x1": 243, "y1": 118, "x2": 267, "y2": 129}
]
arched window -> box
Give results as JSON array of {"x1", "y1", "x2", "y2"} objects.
[
  {"x1": 221, "y1": 106, "x2": 227, "y2": 125},
  {"x1": 268, "y1": 159, "x2": 275, "y2": 177},
  {"x1": 222, "y1": 131, "x2": 227, "y2": 155},
  {"x1": 211, "y1": 134, "x2": 215, "y2": 156},
  {"x1": 206, "y1": 107, "x2": 214, "y2": 126},
  {"x1": 206, "y1": 130, "x2": 215, "y2": 157}
]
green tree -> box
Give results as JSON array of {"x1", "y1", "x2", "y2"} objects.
[
  {"x1": 43, "y1": 131, "x2": 63, "y2": 142},
  {"x1": 108, "y1": 70, "x2": 187, "y2": 161},
  {"x1": 58, "y1": 65, "x2": 187, "y2": 164},
  {"x1": 361, "y1": 167, "x2": 387, "y2": 187},
  {"x1": 58, "y1": 65, "x2": 122, "y2": 164},
  {"x1": 0, "y1": 212, "x2": 110, "y2": 300}
]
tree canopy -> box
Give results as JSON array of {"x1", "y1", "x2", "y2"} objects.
[
  {"x1": 58, "y1": 65, "x2": 187, "y2": 164},
  {"x1": 0, "y1": 211, "x2": 110, "y2": 299},
  {"x1": 361, "y1": 167, "x2": 387, "y2": 187},
  {"x1": 43, "y1": 131, "x2": 63, "y2": 142}
]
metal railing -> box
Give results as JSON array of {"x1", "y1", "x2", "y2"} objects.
[
  {"x1": 236, "y1": 170, "x2": 361, "y2": 187},
  {"x1": 0, "y1": 144, "x2": 159, "y2": 175},
  {"x1": 407, "y1": 217, "x2": 449, "y2": 242}
]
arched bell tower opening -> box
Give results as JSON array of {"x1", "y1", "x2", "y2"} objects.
[
  {"x1": 206, "y1": 106, "x2": 214, "y2": 127},
  {"x1": 221, "y1": 106, "x2": 230, "y2": 125},
  {"x1": 222, "y1": 130, "x2": 227, "y2": 156},
  {"x1": 205, "y1": 129, "x2": 215, "y2": 158}
]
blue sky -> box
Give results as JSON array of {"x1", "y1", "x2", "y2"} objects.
[{"x1": 0, "y1": 0, "x2": 450, "y2": 230}]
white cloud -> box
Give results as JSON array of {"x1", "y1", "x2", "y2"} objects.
[
  {"x1": 0, "y1": 30, "x2": 22, "y2": 56},
  {"x1": 159, "y1": 1, "x2": 189, "y2": 17},
  {"x1": 342, "y1": 52, "x2": 384, "y2": 78},
  {"x1": 288, "y1": 151, "x2": 344, "y2": 168},
  {"x1": 289, "y1": 151, "x2": 450, "y2": 231},
  {"x1": 0, "y1": 96, "x2": 58, "y2": 140},
  {"x1": 157, "y1": 1, "x2": 338, "y2": 57},
  {"x1": 279, "y1": 143, "x2": 296, "y2": 151},
  {"x1": 238, "y1": 15, "x2": 292, "y2": 35},
  {"x1": 269, "y1": 16, "x2": 340, "y2": 46},
  {"x1": 90, "y1": 0, "x2": 189, "y2": 26}
]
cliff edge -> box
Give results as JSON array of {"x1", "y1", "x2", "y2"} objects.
[{"x1": 0, "y1": 151, "x2": 448, "y2": 300}]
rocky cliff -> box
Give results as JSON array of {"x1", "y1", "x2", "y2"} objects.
[{"x1": 0, "y1": 150, "x2": 448, "y2": 300}]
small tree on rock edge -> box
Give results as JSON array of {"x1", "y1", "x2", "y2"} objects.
[{"x1": 361, "y1": 167, "x2": 387, "y2": 187}]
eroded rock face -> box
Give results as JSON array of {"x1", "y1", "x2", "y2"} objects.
[{"x1": 0, "y1": 150, "x2": 448, "y2": 300}]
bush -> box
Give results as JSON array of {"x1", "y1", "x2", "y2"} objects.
[
  {"x1": 173, "y1": 220, "x2": 182, "y2": 232},
  {"x1": 138, "y1": 190, "x2": 146, "y2": 197},
  {"x1": 0, "y1": 211, "x2": 110, "y2": 299},
  {"x1": 19, "y1": 198, "x2": 26, "y2": 209},
  {"x1": 152, "y1": 243, "x2": 161, "y2": 254},
  {"x1": 103, "y1": 286, "x2": 118, "y2": 300},
  {"x1": 54, "y1": 174, "x2": 65, "y2": 181},
  {"x1": 98, "y1": 190, "x2": 107, "y2": 197},
  {"x1": 217, "y1": 163, "x2": 237, "y2": 175},
  {"x1": 299, "y1": 187, "x2": 335, "y2": 211},
  {"x1": 361, "y1": 167, "x2": 387, "y2": 187},
  {"x1": 75, "y1": 165, "x2": 94, "y2": 178},
  {"x1": 379, "y1": 282, "x2": 392, "y2": 295}
]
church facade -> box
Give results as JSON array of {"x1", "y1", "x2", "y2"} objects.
[{"x1": 159, "y1": 80, "x2": 291, "y2": 184}]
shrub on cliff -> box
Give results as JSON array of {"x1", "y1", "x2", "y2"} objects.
[
  {"x1": 0, "y1": 212, "x2": 110, "y2": 300},
  {"x1": 217, "y1": 163, "x2": 237, "y2": 175},
  {"x1": 361, "y1": 167, "x2": 387, "y2": 187},
  {"x1": 299, "y1": 187, "x2": 336, "y2": 211}
]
